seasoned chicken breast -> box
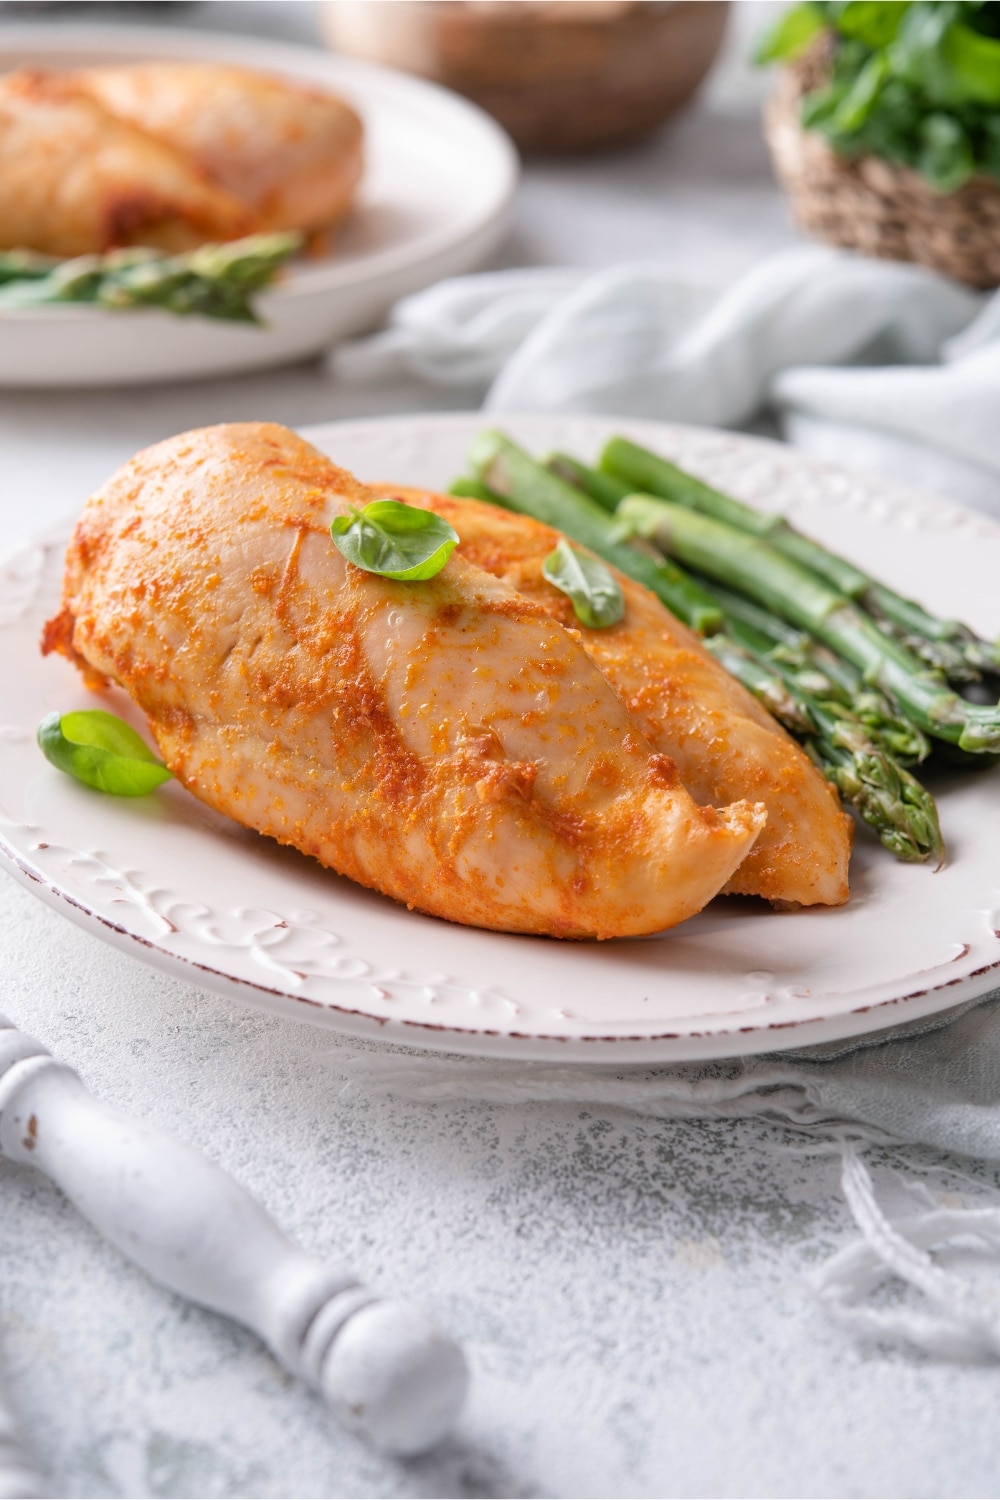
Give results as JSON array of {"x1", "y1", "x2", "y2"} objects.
[
  {"x1": 0, "y1": 69, "x2": 252, "y2": 255},
  {"x1": 42, "y1": 423, "x2": 765, "y2": 941},
  {"x1": 80, "y1": 64, "x2": 364, "y2": 239},
  {"x1": 387, "y1": 488, "x2": 853, "y2": 907}
]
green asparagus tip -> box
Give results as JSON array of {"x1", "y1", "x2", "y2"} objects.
[
  {"x1": 817, "y1": 743, "x2": 944, "y2": 866},
  {"x1": 957, "y1": 719, "x2": 1000, "y2": 754},
  {"x1": 188, "y1": 230, "x2": 302, "y2": 273}
]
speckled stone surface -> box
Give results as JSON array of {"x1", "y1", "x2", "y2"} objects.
[
  {"x1": 7, "y1": 887, "x2": 1000, "y2": 1498},
  {"x1": 3, "y1": 5, "x2": 1000, "y2": 1496}
]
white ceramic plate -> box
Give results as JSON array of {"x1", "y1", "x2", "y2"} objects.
[
  {"x1": 2, "y1": 413, "x2": 999, "y2": 1062},
  {"x1": 0, "y1": 26, "x2": 518, "y2": 388}
]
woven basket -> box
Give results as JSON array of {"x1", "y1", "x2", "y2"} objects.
[{"x1": 764, "y1": 48, "x2": 1000, "y2": 289}]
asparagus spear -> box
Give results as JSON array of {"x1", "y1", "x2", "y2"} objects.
[
  {"x1": 617, "y1": 493, "x2": 1000, "y2": 753},
  {"x1": 703, "y1": 632, "x2": 943, "y2": 862},
  {"x1": 0, "y1": 254, "x2": 105, "y2": 306},
  {"x1": 804, "y1": 710, "x2": 944, "y2": 866},
  {"x1": 468, "y1": 430, "x2": 725, "y2": 635},
  {"x1": 706, "y1": 607, "x2": 941, "y2": 853},
  {"x1": 863, "y1": 609, "x2": 983, "y2": 684},
  {"x1": 0, "y1": 249, "x2": 57, "y2": 285},
  {"x1": 697, "y1": 579, "x2": 931, "y2": 765},
  {"x1": 0, "y1": 233, "x2": 301, "y2": 322},
  {"x1": 702, "y1": 632, "x2": 813, "y2": 733},
  {"x1": 545, "y1": 453, "x2": 630, "y2": 513},
  {"x1": 732, "y1": 628, "x2": 942, "y2": 857},
  {"x1": 602, "y1": 436, "x2": 1000, "y2": 678}
]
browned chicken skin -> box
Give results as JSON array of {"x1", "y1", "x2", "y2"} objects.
[
  {"x1": 387, "y1": 488, "x2": 853, "y2": 907},
  {"x1": 80, "y1": 64, "x2": 364, "y2": 239},
  {"x1": 0, "y1": 62, "x2": 362, "y2": 255},
  {"x1": 42, "y1": 423, "x2": 767, "y2": 941},
  {"x1": 0, "y1": 69, "x2": 252, "y2": 255}
]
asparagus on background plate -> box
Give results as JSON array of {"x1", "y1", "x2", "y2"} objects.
[{"x1": 0, "y1": 232, "x2": 302, "y2": 323}]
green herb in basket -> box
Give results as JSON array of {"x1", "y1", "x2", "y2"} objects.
[{"x1": 756, "y1": 1, "x2": 1000, "y2": 193}]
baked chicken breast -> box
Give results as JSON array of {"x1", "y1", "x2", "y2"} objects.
[
  {"x1": 42, "y1": 423, "x2": 766, "y2": 940},
  {"x1": 0, "y1": 69, "x2": 252, "y2": 255},
  {"x1": 80, "y1": 63, "x2": 364, "y2": 239},
  {"x1": 388, "y1": 488, "x2": 853, "y2": 907}
]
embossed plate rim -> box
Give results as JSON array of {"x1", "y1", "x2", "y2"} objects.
[{"x1": 1, "y1": 413, "x2": 998, "y2": 1062}]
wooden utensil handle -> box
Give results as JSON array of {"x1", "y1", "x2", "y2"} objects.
[{"x1": 0, "y1": 1017, "x2": 466, "y2": 1456}]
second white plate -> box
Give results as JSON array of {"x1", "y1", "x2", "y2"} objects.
[
  {"x1": 0, "y1": 26, "x2": 518, "y2": 387},
  {"x1": 1, "y1": 413, "x2": 998, "y2": 1061}
]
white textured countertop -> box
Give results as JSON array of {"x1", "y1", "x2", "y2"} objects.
[{"x1": 3, "y1": 5, "x2": 1000, "y2": 1497}]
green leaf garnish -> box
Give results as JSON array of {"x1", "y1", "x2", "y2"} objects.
[
  {"x1": 38, "y1": 710, "x2": 173, "y2": 796},
  {"x1": 330, "y1": 499, "x2": 459, "y2": 581},
  {"x1": 542, "y1": 539, "x2": 625, "y2": 629}
]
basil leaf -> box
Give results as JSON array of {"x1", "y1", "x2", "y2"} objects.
[
  {"x1": 802, "y1": 78, "x2": 854, "y2": 131},
  {"x1": 330, "y1": 500, "x2": 459, "y2": 581},
  {"x1": 542, "y1": 540, "x2": 624, "y2": 629},
  {"x1": 917, "y1": 112, "x2": 976, "y2": 190},
  {"x1": 38, "y1": 710, "x2": 173, "y2": 796},
  {"x1": 754, "y1": 2, "x2": 826, "y2": 63},
  {"x1": 940, "y1": 21, "x2": 1000, "y2": 105},
  {"x1": 890, "y1": 3, "x2": 962, "y2": 102},
  {"x1": 834, "y1": 3, "x2": 907, "y2": 50},
  {"x1": 828, "y1": 52, "x2": 889, "y2": 131},
  {"x1": 855, "y1": 78, "x2": 923, "y2": 161}
]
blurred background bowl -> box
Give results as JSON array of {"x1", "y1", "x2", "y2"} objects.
[{"x1": 320, "y1": 0, "x2": 730, "y2": 153}]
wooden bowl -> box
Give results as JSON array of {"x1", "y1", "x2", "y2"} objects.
[{"x1": 320, "y1": 1, "x2": 729, "y2": 153}]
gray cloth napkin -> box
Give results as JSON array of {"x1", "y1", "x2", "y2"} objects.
[
  {"x1": 335, "y1": 987, "x2": 1000, "y2": 1360},
  {"x1": 339, "y1": 988, "x2": 1000, "y2": 1163},
  {"x1": 333, "y1": 244, "x2": 1000, "y2": 515}
]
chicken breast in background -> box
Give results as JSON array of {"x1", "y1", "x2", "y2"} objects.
[
  {"x1": 81, "y1": 64, "x2": 364, "y2": 241},
  {"x1": 0, "y1": 69, "x2": 253, "y2": 255},
  {"x1": 388, "y1": 487, "x2": 853, "y2": 908},
  {"x1": 42, "y1": 423, "x2": 766, "y2": 941}
]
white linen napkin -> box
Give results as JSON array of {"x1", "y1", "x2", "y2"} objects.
[
  {"x1": 332, "y1": 245, "x2": 1000, "y2": 514},
  {"x1": 333, "y1": 987, "x2": 1000, "y2": 1363},
  {"x1": 333, "y1": 247, "x2": 1000, "y2": 1359},
  {"x1": 336, "y1": 989, "x2": 1000, "y2": 1165}
]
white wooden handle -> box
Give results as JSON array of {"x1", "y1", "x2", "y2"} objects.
[{"x1": 0, "y1": 1018, "x2": 467, "y2": 1457}]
